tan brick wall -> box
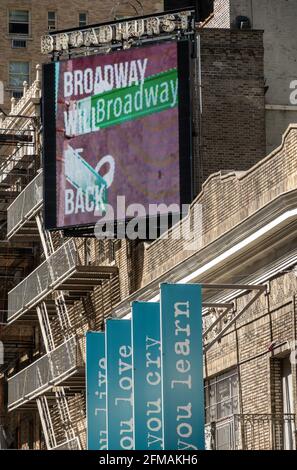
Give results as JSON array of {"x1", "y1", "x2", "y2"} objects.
[
  {"x1": 48, "y1": 268, "x2": 297, "y2": 449},
  {"x1": 0, "y1": 0, "x2": 163, "y2": 110},
  {"x1": 205, "y1": 275, "x2": 297, "y2": 448},
  {"x1": 193, "y1": 28, "x2": 265, "y2": 193},
  {"x1": 69, "y1": 124, "x2": 297, "y2": 447}
]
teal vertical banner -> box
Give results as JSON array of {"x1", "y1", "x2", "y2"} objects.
[
  {"x1": 132, "y1": 302, "x2": 163, "y2": 450},
  {"x1": 106, "y1": 319, "x2": 133, "y2": 450},
  {"x1": 160, "y1": 283, "x2": 204, "y2": 450},
  {"x1": 86, "y1": 331, "x2": 107, "y2": 450}
]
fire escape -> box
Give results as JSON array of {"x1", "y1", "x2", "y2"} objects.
[
  {"x1": 0, "y1": 79, "x2": 41, "y2": 449},
  {"x1": 2, "y1": 67, "x2": 118, "y2": 449}
]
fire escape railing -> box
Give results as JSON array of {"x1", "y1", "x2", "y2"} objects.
[
  {"x1": 7, "y1": 171, "x2": 43, "y2": 238},
  {"x1": 52, "y1": 437, "x2": 81, "y2": 450},
  {"x1": 7, "y1": 336, "x2": 83, "y2": 410},
  {"x1": 7, "y1": 239, "x2": 77, "y2": 322}
]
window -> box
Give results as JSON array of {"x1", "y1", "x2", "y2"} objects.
[
  {"x1": 11, "y1": 39, "x2": 27, "y2": 48},
  {"x1": 281, "y1": 357, "x2": 295, "y2": 449},
  {"x1": 79, "y1": 12, "x2": 87, "y2": 27},
  {"x1": 205, "y1": 369, "x2": 239, "y2": 423},
  {"x1": 0, "y1": 81, "x2": 3, "y2": 105},
  {"x1": 205, "y1": 369, "x2": 239, "y2": 450},
  {"x1": 9, "y1": 62, "x2": 29, "y2": 91},
  {"x1": 48, "y1": 11, "x2": 57, "y2": 31},
  {"x1": 11, "y1": 90, "x2": 23, "y2": 99},
  {"x1": 9, "y1": 10, "x2": 29, "y2": 35}
]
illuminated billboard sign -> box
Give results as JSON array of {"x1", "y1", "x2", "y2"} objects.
[{"x1": 43, "y1": 40, "x2": 192, "y2": 232}]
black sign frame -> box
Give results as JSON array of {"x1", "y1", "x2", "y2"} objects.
[{"x1": 43, "y1": 38, "x2": 193, "y2": 238}]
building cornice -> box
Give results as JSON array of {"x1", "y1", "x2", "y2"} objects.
[{"x1": 113, "y1": 190, "x2": 297, "y2": 318}]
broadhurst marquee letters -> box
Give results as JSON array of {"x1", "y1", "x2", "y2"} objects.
[{"x1": 41, "y1": 10, "x2": 195, "y2": 54}]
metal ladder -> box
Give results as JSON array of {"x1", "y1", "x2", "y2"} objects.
[
  {"x1": 35, "y1": 212, "x2": 73, "y2": 340},
  {"x1": 54, "y1": 292, "x2": 73, "y2": 339},
  {"x1": 36, "y1": 396, "x2": 57, "y2": 450},
  {"x1": 34, "y1": 211, "x2": 79, "y2": 449},
  {"x1": 36, "y1": 301, "x2": 55, "y2": 353},
  {"x1": 55, "y1": 387, "x2": 80, "y2": 448}
]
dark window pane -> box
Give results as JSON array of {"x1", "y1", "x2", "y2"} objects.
[
  {"x1": 79, "y1": 13, "x2": 87, "y2": 26},
  {"x1": 12, "y1": 90, "x2": 23, "y2": 99},
  {"x1": 9, "y1": 23, "x2": 29, "y2": 35}
]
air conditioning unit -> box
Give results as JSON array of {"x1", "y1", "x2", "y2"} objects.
[
  {"x1": 11, "y1": 39, "x2": 27, "y2": 48},
  {"x1": 235, "y1": 15, "x2": 251, "y2": 30}
]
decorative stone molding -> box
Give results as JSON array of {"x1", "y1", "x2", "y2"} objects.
[{"x1": 1, "y1": 64, "x2": 41, "y2": 129}]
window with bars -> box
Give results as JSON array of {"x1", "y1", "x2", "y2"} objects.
[
  {"x1": 205, "y1": 369, "x2": 239, "y2": 423},
  {"x1": 9, "y1": 10, "x2": 29, "y2": 35},
  {"x1": 9, "y1": 62, "x2": 29, "y2": 91},
  {"x1": 205, "y1": 369, "x2": 239, "y2": 450},
  {"x1": 79, "y1": 12, "x2": 87, "y2": 27},
  {"x1": 48, "y1": 11, "x2": 57, "y2": 31},
  {"x1": 11, "y1": 90, "x2": 23, "y2": 99},
  {"x1": 11, "y1": 39, "x2": 27, "y2": 48}
]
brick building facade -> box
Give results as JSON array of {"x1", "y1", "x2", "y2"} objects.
[
  {"x1": 108, "y1": 124, "x2": 297, "y2": 450},
  {"x1": 0, "y1": 3, "x2": 296, "y2": 450},
  {"x1": 202, "y1": 0, "x2": 297, "y2": 156},
  {"x1": 1, "y1": 70, "x2": 296, "y2": 452},
  {"x1": 193, "y1": 28, "x2": 265, "y2": 193},
  {"x1": 0, "y1": 0, "x2": 163, "y2": 110}
]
